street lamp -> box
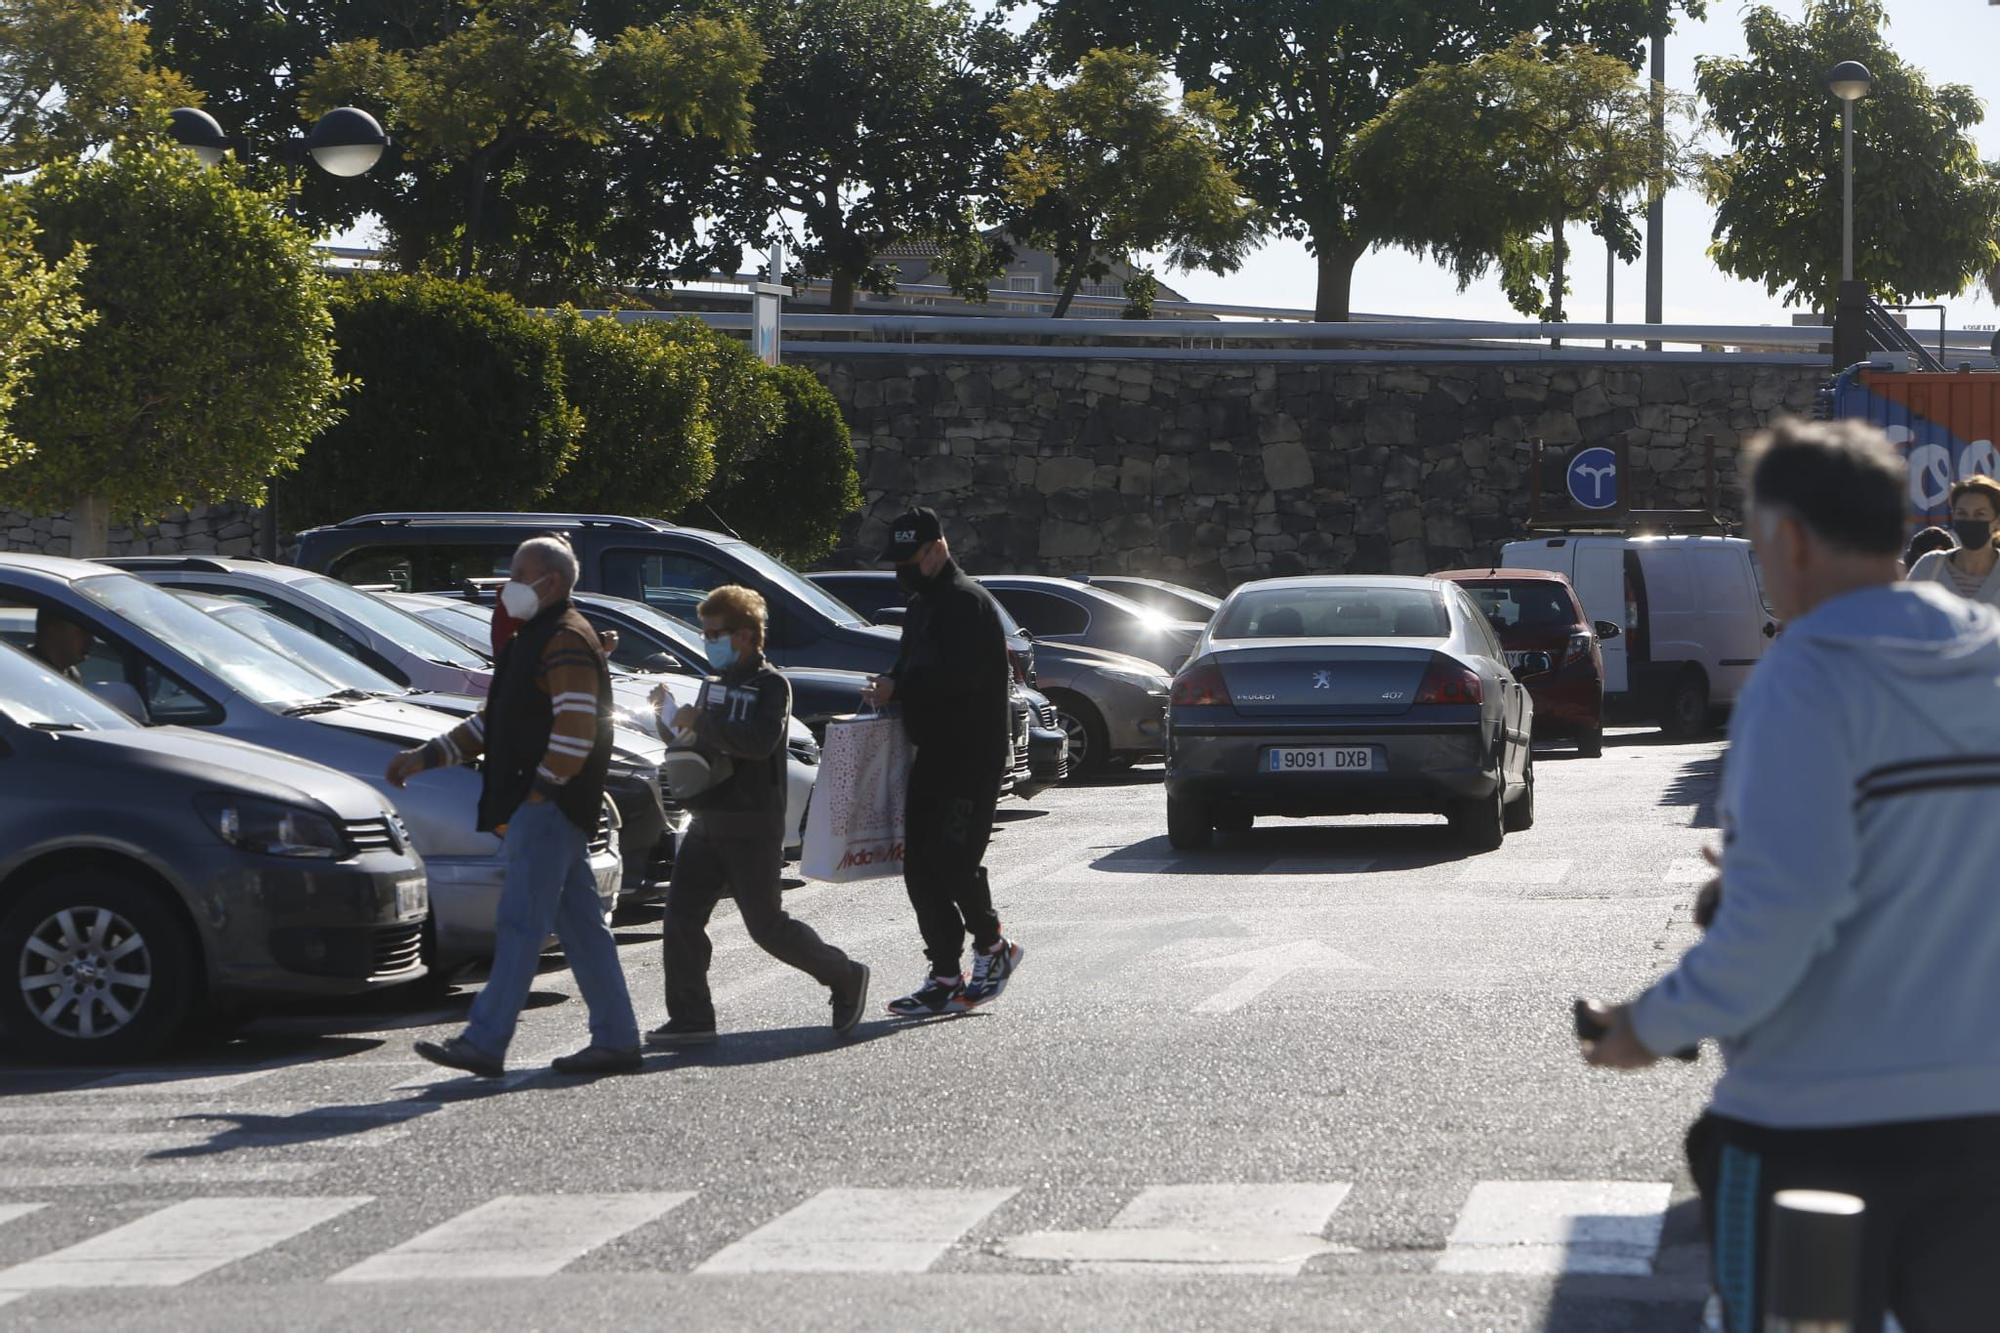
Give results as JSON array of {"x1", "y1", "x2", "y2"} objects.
[
  {"x1": 167, "y1": 105, "x2": 390, "y2": 179},
  {"x1": 1825, "y1": 60, "x2": 1873, "y2": 283}
]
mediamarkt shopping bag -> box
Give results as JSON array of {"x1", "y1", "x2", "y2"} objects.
[{"x1": 800, "y1": 712, "x2": 913, "y2": 882}]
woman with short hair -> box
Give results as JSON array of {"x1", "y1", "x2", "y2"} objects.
[{"x1": 1908, "y1": 475, "x2": 2000, "y2": 606}]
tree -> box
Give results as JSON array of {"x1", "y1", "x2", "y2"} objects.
[
  {"x1": 546, "y1": 313, "x2": 715, "y2": 517},
  {"x1": 301, "y1": 1, "x2": 763, "y2": 285},
  {"x1": 1698, "y1": 1, "x2": 2000, "y2": 316},
  {"x1": 280, "y1": 274, "x2": 579, "y2": 530},
  {"x1": 5, "y1": 140, "x2": 343, "y2": 554},
  {"x1": 0, "y1": 0, "x2": 193, "y2": 173},
  {"x1": 1026, "y1": 0, "x2": 1704, "y2": 320},
  {"x1": 725, "y1": 0, "x2": 1026, "y2": 313},
  {"x1": 993, "y1": 48, "x2": 1261, "y2": 318},
  {"x1": 0, "y1": 194, "x2": 91, "y2": 472},
  {"x1": 701, "y1": 365, "x2": 862, "y2": 566},
  {"x1": 1350, "y1": 38, "x2": 1687, "y2": 321}
]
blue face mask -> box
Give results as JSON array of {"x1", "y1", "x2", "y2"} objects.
[{"x1": 705, "y1": 636, "x2": 739, "y2": 672}]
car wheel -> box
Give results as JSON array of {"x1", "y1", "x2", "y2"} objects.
[
  {"x1": 1046, "y1": 691, "x2": 1109, "y2": 776},
  {"x1": 1503, "y1": 756, "x2": 1536, "y2": 832},
  {"x1": 1660, "y1": 670, "x2": 1711, "y2": 739},
  {"x1": 0, "y1": 871, "x2": 196, "y2": 1063},
  {"x1": 1166, "y1": 796, "x2": 1213, "y2": 851},
  {"x1": 1449, "y1": 783, "x2": 1506, "y2": 852},
  {"x1": 1577, "y1": 728, "x2": 1604, "y2": 759}
]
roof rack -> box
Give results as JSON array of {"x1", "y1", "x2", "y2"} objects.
[
  {"x1": 335, "y1": 512, "x2": 670, "y2": 531},
  {"x1": 1524, "y1": 435, "x2": 1731, "y2": 536},
  {"x1": 97, "y1": 555, "x2": 248, "y2": 573}
]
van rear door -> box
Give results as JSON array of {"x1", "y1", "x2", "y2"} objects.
[
  {"x1": 1570, "y1": 542, "x2": 1627, "y2": 693},
  {"x1": 1689, "y1": 543, "x2": 1773, "y2": 703}
]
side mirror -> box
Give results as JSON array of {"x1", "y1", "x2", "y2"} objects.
[
  {"x1": 1593, "y1": 621, "x2": 1622, "y2": 642},
  {"x1": 89, "y1": 681, "x2": 148, "y2": 722},
  {"x1": 874, "y1": 605, "x2": 907, "y2": 626},
  {"x1": 1516, "y1": 652, "x2": 1555, "y2": 679}
]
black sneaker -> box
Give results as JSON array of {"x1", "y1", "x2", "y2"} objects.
[
  {"x1": 550, "y1": 1044, "x2": 643, "y2": 1076},
  {"x1": 830, "y1": 963, "x2": 870, "y2": 1037},
  {"x1": 960, "y1": 937, "x2": 1024, "y2": 1008},
  {"x1": 413, "y1": 1035, "x2": 504, "y2": 1080},
  {"x1": 886, "y1": 973, "x2": 966, "y2": 1017},
  {"x1": 645, "y1": 1018, "x2": 718, "y2": 1048}
]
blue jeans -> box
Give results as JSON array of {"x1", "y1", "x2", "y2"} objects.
[{"x1": 463, "y1": 799, "x2": 639, "y2": 1059}]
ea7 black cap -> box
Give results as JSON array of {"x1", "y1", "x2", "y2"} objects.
[{"x1": 880, "y1": 507, "x2": 944, "y2": 562}]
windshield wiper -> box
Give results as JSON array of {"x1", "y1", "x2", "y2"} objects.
[
  {"x1": 28, "y1": 721, "x2": 83, "y2": 732},
  {"x1": 282, "y1": 696, "x2": 352, "y2": 716}
]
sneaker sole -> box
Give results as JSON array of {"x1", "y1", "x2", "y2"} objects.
[
  {"x1": 960, "y1": 943, "x2": 1025, "y2": 1009},
  {"x1": 833, "y1": 965, "x2": 871, "y2": 1037}
]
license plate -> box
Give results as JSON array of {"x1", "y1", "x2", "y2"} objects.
[
  {"x1": 1267, "y1": 746, "x2": 1374, "y2": 773},
  {"x1": 394, "y1": 876, "x2": 427, "y2": 920}
]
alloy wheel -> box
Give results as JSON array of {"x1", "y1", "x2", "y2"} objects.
[{"x1": 17, "y1": 905, "x2": 153, "y2": 1041}]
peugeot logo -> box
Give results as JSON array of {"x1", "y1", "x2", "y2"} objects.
[{"x1": 1311, "y1": 670, "x2": 1332, "y2": 690}]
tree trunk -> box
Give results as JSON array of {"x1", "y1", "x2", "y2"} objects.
[
  {"x1": 1605, "y1": 233, "x2": 1616, "y2": 350},
  {"x1": 457, "y1": 151, "x2": 492, "y2": 281},
  {"x1": 828, "y1": 267, "x2": 857, "y2": 314},
  {"x1": 1312, "y1": 240, "x2": 1361, "y2": 322},
  {"x1": 1549, "y1": 205, "x2": 1567, "y2": 347},
  {"x1": 69, "y1": 494, "x2": 110, "y2": 559},
  {"x1": 1050, "y1": 244, "x2": 1090, "y2": 319}
]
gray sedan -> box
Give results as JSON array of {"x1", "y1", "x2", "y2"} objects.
[
  {"x1": 1029, "y1": 641, "x2": 1170, "y2": 774},
  {"x1": 1163, "y1": 576, "x2": 1539, "y2": 851},
  {"x1": 980, "y1": 575, "x2": 1205, "y2": 673}
]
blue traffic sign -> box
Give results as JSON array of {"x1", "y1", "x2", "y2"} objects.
[{"x1": 1566, "y1": 447, "x2": 1619, "y2": 511}]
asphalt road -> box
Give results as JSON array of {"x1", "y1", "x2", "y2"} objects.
[{"x1": 0, "y1": 731, "x2": 1726, "y2": 1332}]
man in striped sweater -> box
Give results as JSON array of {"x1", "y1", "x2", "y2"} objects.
[{"x1": 388, "y1": 536, "x2": 641, "y2": 1079}]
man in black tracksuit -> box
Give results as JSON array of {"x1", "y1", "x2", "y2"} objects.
[
  {"x1": 650, "y1": 585, "x2": 870, "y2": 1045},
  {"x1": 865, "y1": 508, "x2": 1024, "y2": 1015}
]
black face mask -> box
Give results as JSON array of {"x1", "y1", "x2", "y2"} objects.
[
  {"x1": 895, "y1": 563, "x2": 926, "y2": 594},
  {"x1": 1953, "y1": 518, "x2": 1993, "y2": 550}
]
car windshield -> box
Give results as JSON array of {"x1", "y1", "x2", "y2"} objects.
[
  {"x1": 406, "y1": 601, "x2": 493, "y2": 653},
  {"x1": 1456, "y1": 581, "x2": 1576, "y2": 630},
  {"x1": 0, "y1": 642, "x2": 135, "y2": 731},
  {"x1": 724, "y1": 541, "x2": 866, "y2": 627},
  {"x1": 294, "y1": 574, "x2": 491, "y2": 669},
  {"x1": 587, "y1": 597, "x2": 705, "y2": 657},
  {"x1": 209, "y1": 601, "x2": 405, "y2": 695},
  {"x1": 1077, "y1": 583, "x2": 1182, "y2": 632},
  {"x1": 1111, "y1": 581, "x2": 1219, "y2": 620},
  {"x1": 1214, "y1": 586, "x2": 1451, "y2": 639},
  {"x1": 71, "y1": 574, "x2": 331, "y2": 708}
]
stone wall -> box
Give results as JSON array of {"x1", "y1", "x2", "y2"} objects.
[
  {"x1": 801, "y1": 355, "x2": 1826, "y2": 589},
  {"x1": 1, "y1": 503, "x2": 264, "y2": 558}
]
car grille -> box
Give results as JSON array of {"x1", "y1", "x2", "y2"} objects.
[
  {"x1": 589, "y1": 804, "x2": 616, "y2": 855},
  {"x1": 342, "y1": 816, "x2": 403, "y2": 855},
  {"x1": 369, "y1": 922, "x2": 425, "y2": 980}
]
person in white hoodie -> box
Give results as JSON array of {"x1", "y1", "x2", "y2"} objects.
[{"x1": 1579, "y1": 418, "x2": 2000, "y2": 1333}]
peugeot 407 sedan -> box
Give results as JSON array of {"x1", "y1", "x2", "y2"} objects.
[{"x1": 1163, "y1": 576, "x2": 1540, "y2": 852}]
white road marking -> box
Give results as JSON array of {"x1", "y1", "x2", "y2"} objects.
[
  {"x1": 0, "y1": 1196, "x2": 370, "y2": 1289},
  {"x1": 1004, "y1": 1183, "x2": 1354, "y2": 1275},
  {"x1": 66, "y1": 1068, "x2": 287, "y2": 1096},
  {"x1": 697, "y1": 1188, "x2": 1017, "y2": 1274},
  {"x1": 1662, "y1": 858, "x2": 1714, "y2": 885},
  {"x1": 1185, "y1": 939, "x2": 1371, "y2": 1014},
  {"x1": 0, "y1": 1164, "x2": 331, "y2": 1187},
  {"x1": 331, "y1": 1193, "x2": 694, "y2": 1282},
  {"x1": 0, "y1": 1128, "x2": 407, "y2": 1156},
  {"x1": 0, "y1": 1102, "x2": 438, "y2": 1125},
  {"x1": 0, "y1": 1291, "x2": 21, "y2": 1309},
  {"x1": 1456, "y1": 860, "x2": 1574, "y2": 887},
  {"x1": 0, "y1": 1204, "x2": 47, "y2": 1228},
  {"x1": 1437, "y1": 1181, "x2": 1672, "y2": 1276},
  {"x1": 389, "y1": 1069, "x2": 541, "y2": 1093}
]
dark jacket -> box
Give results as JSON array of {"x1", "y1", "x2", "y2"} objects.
[
  {"x1": 478, "y1": 602, "x2": 612, "y2": 835},
  {"x1": 888, "y1": 558, "x2": 1011, "y2": 778},
  {"x1": 686, "y1": 652, "x2": 791, "y2": 838}
]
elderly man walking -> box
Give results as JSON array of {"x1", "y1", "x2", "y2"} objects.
[{"x1": 389, "y1": 536, "x2": 641, "y2": 1078}]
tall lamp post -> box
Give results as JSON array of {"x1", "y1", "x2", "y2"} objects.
[
  {"x1": 1825, "y1": 61, "x2": 1873, "y2": 369},
  {"x1": 166, "y1": 105, "x2": 390, "y2": 556}
]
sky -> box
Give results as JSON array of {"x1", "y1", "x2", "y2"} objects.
[{"x1": 1132, "y1": 0, "x2": 2000, "y2": 329}]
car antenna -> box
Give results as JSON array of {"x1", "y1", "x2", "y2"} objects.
[{"x1": 699, "y1": 503, "x2": 744, "y2": 541}]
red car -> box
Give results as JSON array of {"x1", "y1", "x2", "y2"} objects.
[{"x1": 1431, "y1": 567, "x2": 1607, "y2": 757}]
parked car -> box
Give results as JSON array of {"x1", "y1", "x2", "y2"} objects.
[
  {"x1": 1164, "y1": 576, "x2": 1539, "y2": 852},
  {"x1": 1431, "y1": 568, "x2": 1611, "y2": 757},
  {"x1": 0, "y1": 555, "x2": 620, "y2": 973},
  {"x1": 1498, "y1": 534, "x2": 1777, "y2": 736},
  {"x1": 0, "y1": 642, "x2": 430, "y2": 1061},
  {"x1": 979, "y1": 575, "x2": 1205, "y2": 673},
  {"x1": 1071, "y1": 575, "x2": 1221, "y2": 625},
  {"x1": 173, "y1": 591, "x2": 685, "y2": 896},
  {"x1": 1030, "y1": 641, "x2": 1171, "y2": 773}
]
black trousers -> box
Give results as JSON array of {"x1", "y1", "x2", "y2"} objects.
[
  {"x1": 902, "y1": 756, "x2": 1003, "y2": 976},
  {"x1": 661, "y1": 825, "x2": 854, "y2": 1026},
  {"x1": 1687, "y1": 1110, "x2": 2000, "y2": 1333}
]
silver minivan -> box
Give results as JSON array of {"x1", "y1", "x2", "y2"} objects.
[{"x1": 0, "y1": 556, "x2": 621, "y2": 970}]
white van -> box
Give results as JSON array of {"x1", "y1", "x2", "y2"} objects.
[{"x1": 1498, "y1": 534, "x2": 1778, "y2": 735}]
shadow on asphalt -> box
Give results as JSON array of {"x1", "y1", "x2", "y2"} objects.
[
  {"x1": 1090, "y1": 820, "x2": 1478, "y2": 874},
  {"x1": 1539, "y1": 1196, "x2": 1708, "y2": 1333},
  {"x1": 994, "y1": 807, "x2": 1053, "y2": 823},
  {"x1": 1064, "y1": 765, "x2": 1167, "y2": 789},
  {"x1": 642, "y1": 1016, "x2": 944, "y2": 1070},
  {"x1": 1662, "y1": 756, "x2": 1723, "y2": 830}
]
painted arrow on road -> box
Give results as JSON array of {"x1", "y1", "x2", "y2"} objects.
[{"x1": 1185, "y1": 940, "x2": 1371, "y2": 1014}]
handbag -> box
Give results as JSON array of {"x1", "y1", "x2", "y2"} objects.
[{"x1": 661, "y1": 729, "x2": 733, "y2": 803}]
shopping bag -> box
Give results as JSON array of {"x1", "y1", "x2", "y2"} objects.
[{"x1": 800, "y1": 712, "x2": 912, "y2": 882}]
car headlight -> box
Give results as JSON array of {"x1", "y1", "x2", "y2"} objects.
[{"x1": 195, "y1": 794, "x2": 345, "y2": 859}]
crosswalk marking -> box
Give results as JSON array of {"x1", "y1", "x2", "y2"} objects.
[
  {"x1": 331, "y1": 1193, "x2": 695, "y2": 1282},
  {"x1": 0, "y1": 1196, "x2": 370, "y2": 1290},
  {"x1": 389, "y1": 1069, "x2": 541, "y2": 1094},
  {"x1": 1436, "y1": 1181, "x2": 1672, "y2": 1276},
  {"x1": 0, "y1": 1164, "x2": 333, "y2": 1187},
  {"x1": 1004, "y1": 1183, "x2": 1353, "y2": 1275},
  {"x1": 0, "y1": 1101, "x2": 437, "y2": 1125},
  {"x1": 0, "y1": 1128, "x2": 408, "y2": 1156},
  {"x1": 697, "y1": 1188, "x2": 1017, "y2": 1274},
  {"x1": 70, "y1": 1067, "x2": 286, "y2": 1096},
  {"x1": 1457, "y1": 859, "x2": 1573, "y2": 887},
  {"x1": 0, "y1": 1204, "x2": 46, "y2": 1229}
]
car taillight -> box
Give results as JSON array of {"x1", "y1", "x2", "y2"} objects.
[
  {"x1": 1414, "y1": 658, "x2": 1483, "y2": 705},
  {"x1": 1563, "y1": 630, "x2": 1594, "y2": 666},
  {"x1": 1170, "y1": 660, "x2": 1231, "y2": 707}
]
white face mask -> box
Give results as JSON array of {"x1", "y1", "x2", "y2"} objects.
[{"x1": 500, "y1": 575, "x2": 546, "y2": 621}]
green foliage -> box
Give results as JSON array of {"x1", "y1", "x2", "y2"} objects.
[
  {"x1": 1350, "y1": 37, "x2": 1689, "y2": 319},
  {"x1": 994, "y1": 48, "x2": 1261, "y2": 317},
  {"x1": 0, "y1": 0, "x2": 193, "y2": 172},
  {"x1": 1025, "y1": 0, "x2": 1705, "y2": 319},
  {"x1": 281, "y1": 274, "x2": 580, "y2": 529},
  {"x1": 1121, "y1": 268, "x2": 1160, "y2": 319},
  {"x1": 702, "y1": 364, "x2": 862, "y2": 567},
  {"x1": 0, "y1": 194, "x2": 92, "y2": 471},
  {"x1": 3, "y1": 140, "x2": 342, "y2": 519},
  {"x1": 546, "y1": 313, "x2": 716, "y2": 517},
  {"x1": 654, "y1": 317, "x2": 784, "y2": 488},
  {"x1": 726, "y1": 0, "x2": 1026, "y2": 312},
  {"x1": 1697, "y1": 0, "x2": 2000, "y2": 314}
]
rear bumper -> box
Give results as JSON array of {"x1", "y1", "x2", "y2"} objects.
[
  {"x1": 425, "y1": 848, "x2": 621, "y2": 960},
  {"x1": 1166, "y1": 724, "x2": 1493, "y2": 816},
  {"x1": 1527, "y1": 665, "x2": 1603, "y2": 736}
]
